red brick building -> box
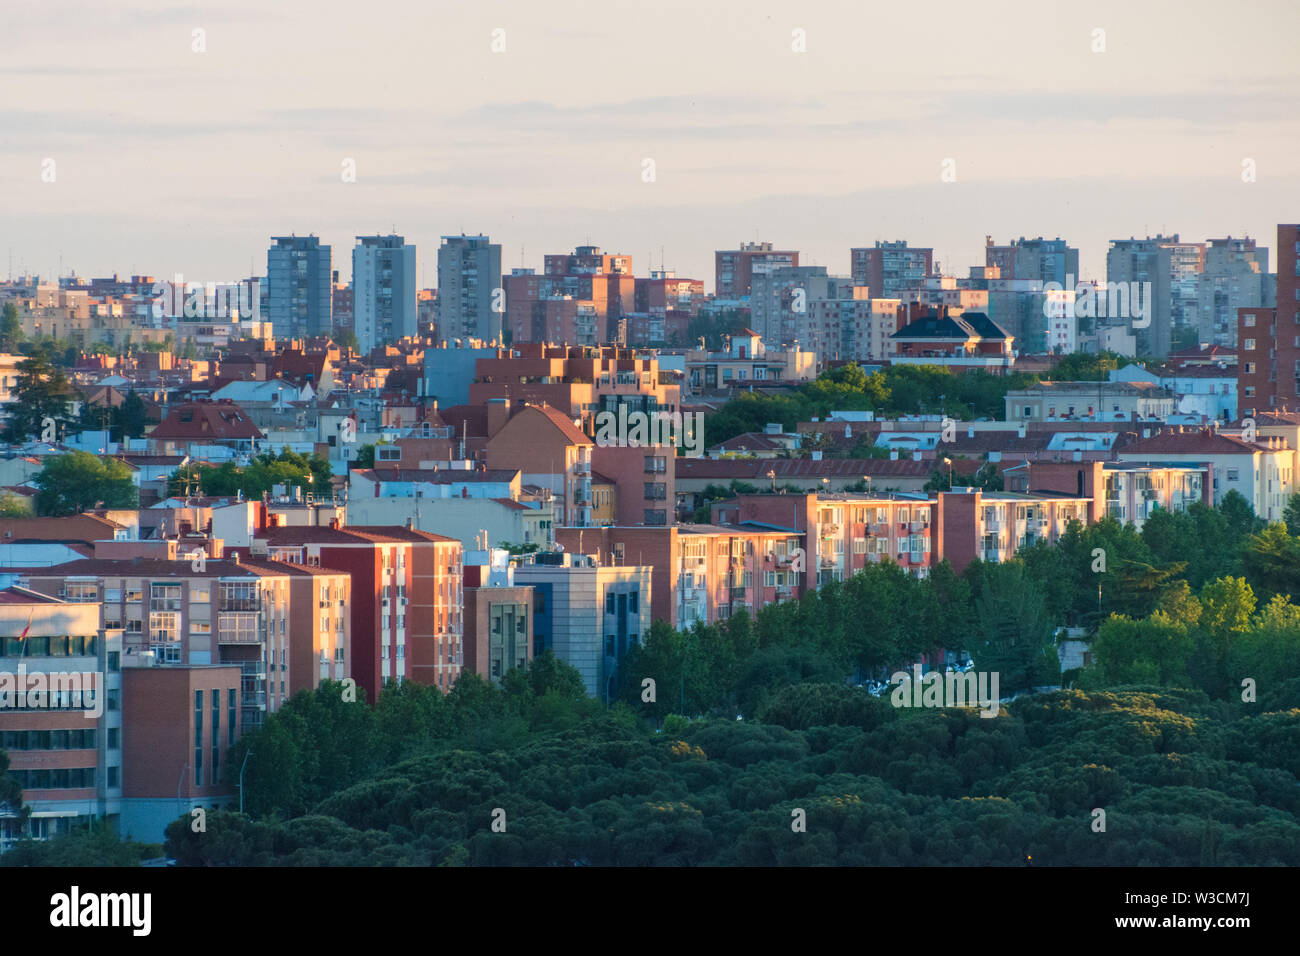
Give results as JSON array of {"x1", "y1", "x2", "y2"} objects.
[{"x1": 1238, "y1": 223, "x2": 1298, "y2": 415}]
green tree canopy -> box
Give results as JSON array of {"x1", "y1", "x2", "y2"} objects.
[{"x1": 34, "y1": 451, "x2": 138, "y2": 514}]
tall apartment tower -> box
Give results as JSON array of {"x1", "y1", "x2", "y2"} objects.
[
  {"x1": 715, "y1": 241, "x2": 799, "y2": 298},
  {"x1": 850, "y1": 241, "x2": 934, "y2": 299},
  {"x1": 437, "y1": 235, "x2": 504, "y2": 343},
  {"x1": 1106, "y1": 235, "x2": 1205, "y2": 358},
  {"x1": 353, "y1": 234, "x2": 417, "y2": 352},
  {"x1": 1238, "y1": 224, "x2": 1299, "y2": 415},
  {"x1": 1197, "y1": 237, "x2": 1270, "y2": 347},
  {"x1": 267, "y1": 235, "x2": 333, "y2": 340},
  {"x1": 984, "y1": 236, "x2": 1079, "y2": 286}
]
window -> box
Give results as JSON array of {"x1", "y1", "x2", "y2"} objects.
[
  {"x1": 1244, "y1": 313, "x2": 1255, "y2": 327},
  {"x1": 1244, "y1": 338, "x2": 1256, "y2": 351},
  {"x1": 1226, "y1": 469, "x2": 1240, "y2": 481},
  {"x1": 212, "y1": 690, "x2": 220, "y2": 783},
  {"x1": 150, "y1": 612, "x2": 180, "y2": 643},
  {"x1": 64, "y1": 581, "x2": 98, "y2": 603},
  {"x1": 194, "y1": 690, "x2": 204, "y2": 787},
  {"x1": 150, "y1": 583, "x2": 182, "y2": 611},
  {"x1": 228, "y1": 689, "x2": 237, "y2": 746}
]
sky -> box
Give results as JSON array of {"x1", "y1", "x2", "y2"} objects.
[{"x1": 2, "y1": 0, "x2": 1298, "y2": 292}]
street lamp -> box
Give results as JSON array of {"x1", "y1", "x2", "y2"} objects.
[
  {"x1": 943, "y1": 457, "x2": 954, "y2": 489},
  {"x1": 239, "y1": 749, "x2": 254, "y2": 814},
  {"x1": 767, "y1": 468, "x2": 776, "y2": 493},
  {"x1": 863, "y1": 475, "x2": 871, "y2": 495}
]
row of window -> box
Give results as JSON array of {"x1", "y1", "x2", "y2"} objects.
[
  {"x1": 0, "y1": 635, "x2": 99, "y2": 658},
  {"x1": 9, "y1": 767, "x2": 109, "y2": 790},
  {"x1": 1, "y1": 729, "x2": 106, "y2": 750}
]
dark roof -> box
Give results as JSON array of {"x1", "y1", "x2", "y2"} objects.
[
  {"x1": 355, "y1": 468, "x2": 519, "y2": 484},
  {"x1": 149, "y1": 401, "x2": 264, "y2": 441},
  {"x1": 891, "y1": 310, "x2": 1008, "y2": 341},
  {"x1": 1120, "y1": 429, "x2": 1280, "y2": 455},
  {"x1": 28, "y1": 557, "x2": 287, "y2": 578},
  {"x1": 676, "y1": 457, "x2": 934, "y2": 480}
]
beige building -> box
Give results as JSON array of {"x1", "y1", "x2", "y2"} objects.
[
  {"x1": 1118, "y1": 428, "x2": 1295, "y2": 522},
  {"x1": 1006, "y1": 381, "x2": 1178, "y2": 423}
]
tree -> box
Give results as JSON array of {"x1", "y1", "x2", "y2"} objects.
[
  {"x1": 354, "y1": 444, "x2": 376, "y2": 469},
  {"x1": 0, "y1": 351, "x2": 77, "y2": 443},
  {"x1": 0, "y1": 302, "x2": 23, "y2": 352},
  {"x1": 1283, "y1": 494, "x2": 1300, "y2": 537},
  {"x1": 0, "y1": 492, "x2": 30, "y2": 517},
  {"x1": 1241, "y1": 523, "x2": 1300, "y2": 603},
  {"x1": 34, "y1": 451, "x2": 139, "y2": 514},
  {"x1": 965, "y1": 559, "x2": 1060, "y2": 692},
  {"x1": 0, "y1": 749, "x2": 27, "y2": 833}
]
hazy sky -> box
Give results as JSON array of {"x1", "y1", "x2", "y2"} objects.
[{"x1": 2, "y1": 0, "x2": 1297, "y2": 292}]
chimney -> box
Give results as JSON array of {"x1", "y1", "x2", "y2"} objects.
[{"x1": 486, "y1": 398, "x2": 511, "y2": 438}]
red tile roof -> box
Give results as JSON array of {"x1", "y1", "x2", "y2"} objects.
[{"x1": 149, "y1": 401, "x2": 264, "y2": 441}]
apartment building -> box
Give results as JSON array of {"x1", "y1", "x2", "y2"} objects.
[
  {"x1": 1005, "y1": 381, "x2": 1178, "y2": 423},
  {"x1": 1117, "y1": 427, "x2": 1295, "y2": 522},
  {"x1": 119, "y1": 663, "x2": 242, "y2": 843},
  {"x1": 683, "y1": 329, "x2": 817, "y2": 393},
  {"x1": 0, "y1": 589, "x2": 122, "y2": 850},
  {"x1": 634, "y1": 271, "x2": 705, "y2": 317},
  {"x1": 890, "y1": 307, "x2": 1016, "y2": 373},
  {"x1": 1106, "y1": 235, "x2": 1204, "y2": 358},
  {"x1": 505, "y1": 246, "x2": 634, "y2": 344},
  {"x1": 715, "y1": 241, "x2": 799, "y2": 298},
  {"x1": 485, "y1": 403, "x2": 594, "y2": 528},
  {"x1": 467, "y1": 344, "x2": 681, "y2": 427},
  {"x1": 462, "y1": 550, "x2": 534, "y2": 685},
  {"x1": 513, "y1": 552, "x2": 651, "y2": 703},
  {"x1": 984, "y1": 236, "x2": 1079, "y2": 287},
  {"x1": 267, "y1": 235, "x2": 332, "y2": 339},
  {"x1": 353, "y1": 234, "x2": 417, "y2": 352},
  {"x1": 748, "y1": 265, "x2": 831, "y2": 347},
  {"x1": 255, "y1": 525, "x2": 463, "y2": 697},
  {"x1": 1238, "y1": 224, "x2": 1299, "y2": 415},
  {"x1": 796, "y1": 296, "x2": 901, "y2": 366},
  {"x1": 711, "y1": 493, "x2": 940, "y2": 586},
  {"x1": 23, "y1": 557, "x2": 292, "y2": 732},
  {"x1": 851, "y1": 241, "x2": 934, "y2": 299},
  {"x1": 1196, "y1": 236, "x2": 1270, "y2": 347},
  {"x1": 554, "y1": 524, "x2": 805, "y2": 630},
  {"x1": 1002, "y1": 459, "x2": 1211, "y2": 530},
  {"x1": 437, "y1": 234, "x2": 503, "y2": 344},
  {"x1": 936, "y1": 489, "x2": 1092, "y2": 571}
]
